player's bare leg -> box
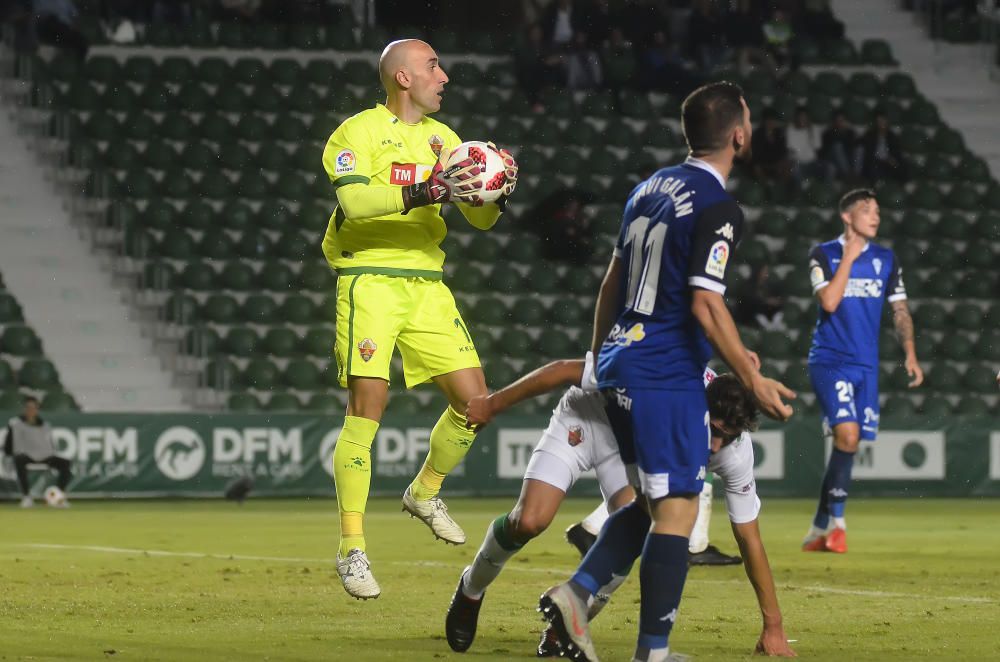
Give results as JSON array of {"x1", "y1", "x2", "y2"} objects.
[
  {"x1": 804, "y1": 421, "x2": 858, "y2": 553},
  {"x1": 334, "y1": 377, "x2": 388, "y2": 599},
  {"x1": 447, "y1": 478, "x2": 566, "y2": 652},
  {"x1": 403, "y1": 367, "x2": 487, "y2": 544}
]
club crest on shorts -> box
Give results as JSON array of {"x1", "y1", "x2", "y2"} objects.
[
  {"x1": 428, "y1": 134, "x2": 444, "y2": 157},
  {"x1": 357, "y1": 338, "x2": 377, "y2": 362},
  {"x1": 567, "y1": 425, "x2": 584, "y2": 447}
]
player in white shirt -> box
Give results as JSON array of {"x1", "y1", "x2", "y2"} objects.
[{"x1": 444, "y1": 355, "x2": 795, "y2": 658}]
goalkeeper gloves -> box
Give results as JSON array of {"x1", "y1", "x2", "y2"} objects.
[{"x1": 402, "y1": 149, "x2": 483, "y2": 211}]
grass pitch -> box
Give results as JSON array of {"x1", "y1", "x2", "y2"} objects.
[{"x1": 2, "y1": 497, "x2": 998, "y2": 661}]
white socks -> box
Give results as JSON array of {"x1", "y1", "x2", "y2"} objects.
[
  {"x1": 580, "y1": 502, "x2": 610, "y2": 536},
  {"x1": 462, "y1": 522, "x2": 518, "y2": 599},
  {"x1": 688, "y1": 481, "x2": 713, "y2": 554}
]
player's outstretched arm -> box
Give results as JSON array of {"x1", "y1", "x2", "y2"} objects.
[
  {"x1": 891, "y1": 300, "x2": 923, "y2": 387},
  {"x1": 591, "y1": 256, "x2": 624, "y2": 355},
  {"x1": 465, "y1": 360, "x2": 585, "y2": 428},
  {"x1": 731, "y1": 519, "x2": 797, "y2": 658},
  {"x1": 691, "y1": 289, "x2": 795, "y2": 421}
]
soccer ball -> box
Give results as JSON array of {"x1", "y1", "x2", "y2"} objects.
[
  {"x1": 44, "y1": 486, "x2": 66, "y2": 507},
  {"x1": 443, "y1": 141, "x2": 509, "y2": 204}
]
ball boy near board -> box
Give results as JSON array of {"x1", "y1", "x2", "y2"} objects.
[
  {"x1": 803, "y1": 189, "x2": 922, "y2": 554},
  {"x1": 321, "y1": 39, "x2": 517, "y2": 599}
]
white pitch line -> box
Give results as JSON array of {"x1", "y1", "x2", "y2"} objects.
[{"x1": 12, "y1": 544, "x2": 996, "y2": 605}]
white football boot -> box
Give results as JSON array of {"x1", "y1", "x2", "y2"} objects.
[
  {"x1": 538, "y1": 583, "x2": 599, "y2": 662},
  {"x1": 19, "y1": 496, "x2": 34, "y2": 508},
  {"x1": 336, "y1": 548, "x2": 381, "y2": 600},
  {"x1": 401, "y1": 486, "x2": 466, "y2": 545}
]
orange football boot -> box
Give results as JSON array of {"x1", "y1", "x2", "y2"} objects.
[
  {"x1": 825, "y1": 528, "x2": 847, "y2": 553},
  {"x1": 801, "y1": 535, "x2": 828, "y2": 552}
]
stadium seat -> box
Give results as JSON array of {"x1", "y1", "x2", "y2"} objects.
[
  {"x1": 258, "y1": 261, "x2": 296, "y2": 292},
  {"x1": 954, "y1": 396, "x2": 990, "y2": 416},
  {"x1": 162, "y1": 292, "x2": 198, "y2": 324},
  {"x1": 907, "y1": 186, "x2": 942, "y2": 211},
  {"x1": 280, "y1": 295, "x2": 320, "y2": 325},
  {"x1": 243, "y1": 294, "x2": 279, "y2": 324},
  {"x1": 882, "y1": 395, "x2": 916, "y2": 417},
  {"x1": 919, "y1": 395, "x2": 952, "y2": 417},
  {"x1": 284, "y1": 359, "x2": 321, "y2": 390},
  {"x1": 884, "y1": 365, "x2": 914, "y2": 391},
  {"x1": 976, "y1": 212, "x2": 1000, "y2": 241},
  {"x1": 951, "y1": 304, "x2": 983, "y2": 331},
  {"x1": 0, "y1": 360, "x2": 15, "y2": 390},
  {"x1": 536, "y1": 329, "x2": 577, "y2": 358},
  {"x1": 304, "y1": 327, "x2": 335, "y2": 357},
  {"x1": 977, "y1": 330, "x2": 1000, "y2": 361},
  {"x1": 181, "y1": 262, "x2": 217, "y2": 291},
  {"x1": 242, "y1": 358, "x2": 280, "y2": 391},
  {"x1": 498, "y1": 329, "x2": 533, "y2": 358},
  {"x1": 235, "y1": 232, "x2": 273, "y2": 261},
  {"x1": 262, "y1": 328, "x2": 298, "y2": 358},
  {"x1": 41, "y1": 390, "x2": 78, "y2": 412},
  {"x1": 510, "y1": 297, "x2": 546, "y2": 326},
  {"x1": 228, "y1": 392, "x2": 261, "y2": 412},
  {"x1": 1, "y1": 326, "x2": 41, "y2": 356},
  {"x1": 963, "y1": 365, "x2": 998, "y2": 394},
  {"x1": 926, "y1": 363, "x2": 961, "y2": 392},
  {"x1": 220, "y1": 262, "x2": 256, "y2": 291},
  {"x1": 781, "y1": 362, "x2": 813, "y2": 392},
  {"x1": 488, "y1": 267, "x2": 525, "y2": 294},
  {"x1": 275, "y1": 232, "x2": 312, "y2": 261},
  {"x1": 19, "y1": 359, "x2": 59, "y2": 389},
  {"x1": 471, "y1": 296, "x2": 509, "y2": 326},
  {"x1": 0, "y1": 292, "x2": 24, "y2": 322},
  {"x1": 305, "y1": 392, "x2": 343, "y2": 412},
  {"x1": 861, "y1": 39, "x2": 895, "y2": 65},
  {"x1": 204, "y1": 358, "x2": 240, "y2": 390},
  {"x1": 924, "y1": 242, "x2": 958, "y2": 270},
  {"x1": 548, "y1": 298, "x2": 587, "y2": 325},
  {"x1": 198, "y1": 228, "x2": 236, "y2": 259},
  {"x1": 884, "y1": 72, "x2": 916, "y2": 98},
  {"x1": 947, "y1": 184, "x2": 981, "y2": 211},
  {"x1": 201, "y1": 293, "x2": 240, "y2": 324},
  {"x1": 266, "y1": 392, "x2": 302, "y2": 411},
  {"x1": 184, "y1": 326, "x2": 220, "y2": 357}
]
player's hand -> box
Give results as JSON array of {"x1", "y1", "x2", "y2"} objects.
[
  {"x1": 841, "y1": 227, "x2": 866, "y2": 263},
  {"x1": 750, "y1": 374, "x2": 796, "y2": 421},
  {"x1": 905, "y1": 354, "x2": 924, "y2": 388},
  {"x1": 428, "y1": 149, "x2": 484, "y2": 204},
  {"x1": 747, "y1": 349, "x2": 762, "y2": 371},
  {"x1": 465, "y1": 394, "x2": 496, "y2": 429},
  {"x1": 754, "y1": 625, "x2": 797, "y2": 657}
]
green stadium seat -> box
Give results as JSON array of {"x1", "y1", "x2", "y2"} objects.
[
  {"x1": 228, "y1": 392, "x2": 261, "y2": 412},
  {"x1": 963, "y1": 366, "x2": 998, "y2": 394},
  {"x1": 536, "y1": 329, "x2": 577, "y2": 358},
  {"x1": 303, "y1": 60, "x2": 340, "y2": 86},
  {"x1": 299, "y1": 263, "x2": 336, "y2": 292},
  {"x1": 159, "y1": 57, "x2": 194, "y2": 84},
  {"x1": 924, "y1": 242, "x2": 959, "y2": 270},
  {"x1": 954, "y1": 396, "x2": 990, "y2": 416},
  {"x1": 882, "y1": 395, "x2": 916, "y2": 417},
  {"x1": 927, "y1": 362, "x2": 961, "y2": 392},
  {"x1": 903, "y1": 99, "x2": 940, "y2": 126},
  {"x1": 548, "y1": 298, "x2": 587, "y2": 326},
  {"x1": 261, "y1": 328, "x2": 298, "y2": 358},
  {"x1": 976, "y1": 212, "x2": 1000, "y2": 241},
  {"x1": 305, "y1": 392, "x2": 342, "y2": 413},
  {"x1": 284, "y1": 359, "x2": 321, "y2": 390},
  {"x1": 265, "y1": 392, "x2": 301, "y2": 412},
  {"x1": 164, "y1": 293, "x2": 200, "y2": 324},
  {"x1": 885, "y1": 72, "x2": 916, "y2": 98},
  {"x1": 760, "y1": 330, "x2": 794, "y2": 360},
  {"x1": 144, "y1": 142, "x2": 180, "y2": 171},
  {"x1": 121, "y1": 170, "x2": 157, "y2": 199},
  {"x1": 304, "y1": 327, "x2": 335, "y2": 357},
  {"x1": 781, "y1": 362, "x2": 813, "y2": 392},
  {"x1": 201, "y1": 293, "x2": 240, "y2": 324},
  {"x1": 219, "y1": 262, "x2": 255, "y2": 291},
  {"x1": 225, "y1": 327, "x2": 260, "y2": 358},
  {"x1": 956, "y1": 156, "x2": 991, "y2": 183},
  {"x1": 947, "y1": 184, "x2": 981, "y2": 211},
  {"x1": 19, "y1": 359, "x2": 59, "y2": 389},
  {"x1": 915, "y1": 332, "x2": 940, "y2": 360},
  {"x1": 935, "y1": 211, "x2": 971, "y2": 241},
  {"x1": 180, "y1": 261, "x2": 215, "y2": 291},
  {"x1": 977, "y1": 328, "x2": 1000, "y2": 361},
  {"x1": 257, "y1": 261, "x2": 295, "y2": 292},
  {"x1": 234, "y1": 233, "x2": 272, "y2": 261},
  {"x1": 41, "y1": 390, "x2": 78, "y2": 412},
  {"x1": 0, "y1": 360, "x2": 15, "y2": 389},
  {"x1": 274, "y1": 232, "x2": 313, "y2": 262},
  {"x1": 243, "y1": 294, "x2": 279, "y2": 324},
  {"x1": 847, "y1": 72, "x2": 881, "y2": 98},
  {"x1": 0, "y1": 292, "x2": 24, "y2": 323},
  {"x1": 471, "y1": 296, "x2": 509, "y2": 326},
  {"x1": 197, "y1": 113, "x2": 233, "y2": 143},
  {"x1": 920, "y1": 394, "x2": 953, "y2": 417},
  {"x1": 932, "y1": 128, "x2": 965, "y2": 156},
  {"x1": 269, "y1": 58, "x2": 303, "y2": 87},
  {"x1": 861, "y1": 39, "x2": 895, "y2": 65},
  {"x1": 278, "y1": 295, "x2": 319, "y2": 326},
  {"x1": 205, "y1": 357, "x2": 240, "y2": 390},
  {"x1": 196, "y1": 229, "x2": 233, "y2": 260},
  {"x1": 509, "y1": 297, "x2": 546, "y2": 326},
  {"x1": 84, "y1": 55, "x2": 119, "y2": 82},
  {"x1": 497, "y1": 329, "x2": 533, "y2": 358},
  {"x1": 184, "y1": 326, "x2": 220, "y2": 357},
  {"x1": 0, "y1": 391, "x2": 24, "y2": 410}
]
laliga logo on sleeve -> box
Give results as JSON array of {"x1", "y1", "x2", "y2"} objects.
[
  {"x1": 334, "y1": 149, "x2": 356, "y2": 175},
  {"x1": 705, "y1": 240, "x2": 729, "y2": 278}
]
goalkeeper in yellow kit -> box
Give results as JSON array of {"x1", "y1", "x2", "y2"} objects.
[{"x1": 322, "y1": 39, "x2": 518, "y2": 599}]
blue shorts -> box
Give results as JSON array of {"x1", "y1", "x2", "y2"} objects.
[
  {"x1": 809, "y1": 362, "x2": 880, "y2": 440},
  {"x1": 603, "y1": 387, "x2": 710, "y2": 499}
]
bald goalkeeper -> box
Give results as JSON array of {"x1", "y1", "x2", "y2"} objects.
[{"x1": 322, "y1": 39, "x2": 519, "y2": 600}]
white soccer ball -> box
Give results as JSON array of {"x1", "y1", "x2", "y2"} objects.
[
  {"x1": 443, "y1": 141, "x2": 510, "y2": 204},
  {"x1": 44, "y1": 486, "x2": 66, "y2": 507}
]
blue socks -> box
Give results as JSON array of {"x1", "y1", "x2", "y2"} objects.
[
  {"x1": 571, "y1": 500, "x2": 650, "y2": 595},
  {"x1": 637, "y1": 533, "x2": 690, "y2": 651},
  {"x1": 813, "y1": 447, "x2": 856, "y2": 529}
]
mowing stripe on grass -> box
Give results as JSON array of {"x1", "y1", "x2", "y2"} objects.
[{"x1": 13, "y1": 543, "x2": 995, "y2": 605}]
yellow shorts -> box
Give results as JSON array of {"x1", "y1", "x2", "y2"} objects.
[{"x1": 334, "y1": 273, "x2": 481, "y2": 388}]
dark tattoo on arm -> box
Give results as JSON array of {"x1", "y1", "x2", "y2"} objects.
[{"x1": 892, "y1": 301, "x2": 914, "y2": 348}]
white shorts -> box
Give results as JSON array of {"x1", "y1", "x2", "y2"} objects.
[{"x1": 522, "y1": 387, "x2": 629, "y2": 503}]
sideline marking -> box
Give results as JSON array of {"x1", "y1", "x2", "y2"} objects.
[{"x1": 12, "y1": 544, "x2": 995, "y2": 605}]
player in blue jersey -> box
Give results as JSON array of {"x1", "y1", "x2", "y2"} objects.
[
  {"x1": 537, "y1": 82, "x2": 795, "y2": 662},
  {"x1": 803, "y1": 189, "x2": 923, "y2": 554}
]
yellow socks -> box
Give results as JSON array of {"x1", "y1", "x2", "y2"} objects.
[
  {"x1": 333, "y1": 415, "x2": 379, "y2": 556},
  {"x1": 409, "y1": 406, "x2": 476, "y2": 501}
]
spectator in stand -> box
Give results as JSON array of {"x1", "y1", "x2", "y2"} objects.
[
  {"x1": 543, "y1": 0, "x2": 581, "y2": 49},
  {"x1": 762, "y1": 8, "x2": 795, "y2": 74},
  {"x1": 515, "y1": 23, "x2": 567, "y2": 112},
  {"x1": 688, "y1": 0, "x2": 726, "y2": 72},
  {"x1": 860, "y1": 109, "x2": 908, "y2": 183},
  {"x1": 542, "y1": 0, "x2": 601, "y2": 89},
  {"x1": 787, "y1": 106, "x2": 824, "y2": 181},
  {"x1": 640, "y1": 28, "x2": 704, "y2": 96},
  {"x1": 32, "y1": 0, "x2": 88, "y2": 59},
  {"x1": 519, "y1": 188, "x2": 597, "y2": 264},
  {"x1": 752, "y1": 107, "x2": 792, "y2": 184},
  {"x1": 601, "y1": 26, "x2": 636, "y2": 92},
  {"x1": 820, "y1": 109, "x2": 858, "y2": 179},
  {"x1": 735, "y1": 265, "x2": 787, "y2": 331},
  {"x1": 799, "y1": 0, "x2": 846, "y2": 39},
  {"x1": 3, "y1": 396, "x2": 72, "y2": 508},
  {"x1": 725, "y1": 0, "x2": 766, "y2": 73}
]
